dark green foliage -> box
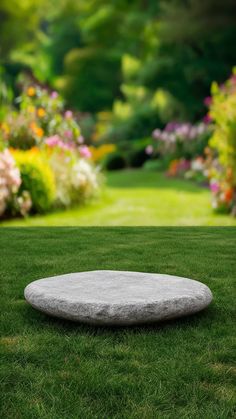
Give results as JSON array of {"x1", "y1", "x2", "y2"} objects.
[
  {"x1": 148, "y1": 0, "x2": 236, "y2": 119},
  {"x1": 104, "y1": 152, "x2": 127, "y2": 171},
  {"x1": 1, "y1": 0, "x2": 236, "y2": 132},
  {"x1": 105, "y1": 106, "x2": 164, "y2": 143},
  {"x1": 0, "y1": 0, "x2": 44, "y2": 61},
  {"x1": 128, "y1": 146, "x2": 150, "y2": 168}
]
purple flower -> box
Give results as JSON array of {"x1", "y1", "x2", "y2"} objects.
[
  {"x1": 176, "y1": 123, "x2": 190, "y2": 138},
  {"x1": 165, "y1": 122, "x2": 179, "y2": 132},
  {"x1": 203, "y1": 114, "x2": 212, "y2": 124},
  {"x1": 210, "y1": 181, "x2": 220, "y2": 194},
  {"x1": 179, "y1": 159, "x2": 191, "y2": 171}
]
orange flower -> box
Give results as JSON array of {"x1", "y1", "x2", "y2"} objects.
[
  {"x1": 167, "y1": 160, "x2": 179, "y2": 176},
  {"x1": 35, "y1": 127, "x2": 44, "y2": 138},
  {"x1": 27, "y1": 86, "x2": 36, "y2": 97},
  {"x1": 226, "y1": 167, "x2": 233, "y2": 181},
  {"x1": 224, "y1": 188, "x2": 234, "y2": 203},
  {"x1": 29, "y1": 121, "x2": 44, "y2": 138},
  {"x1": 29, "y1": 146, "x2": 40, "y2": 154},
  {"x1": 29, "y1": 121, "x2": 37, "y2": 130},
  {"x1": 37, "y1": 107, "x2": 46, "y2": 118}
]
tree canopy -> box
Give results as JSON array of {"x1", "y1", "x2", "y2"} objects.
[{"x1": 1, "y1": 0, "x2": 236, "y2": 130}]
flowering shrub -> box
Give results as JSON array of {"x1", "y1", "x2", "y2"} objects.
[
  {"x1": 45, "y1": 146, "x2": 100, "y2": 208},
  {"x1": 12, "y1": 149, "x2": 56, "y2": 213},
  {"x1": 150, "y1": 121, "x2": 210, "y2": 161},
  {"x1": 167, "y1": 156, "x2": 207, "y2": 183},
  {"x1": 206, "y1": 71, "x2": 236, "y2": 214},
  {"x1": 167, "y1": 158, "x2": 191, "y2": 177},
  {"x1": 0, "y1": 84, "x2": 82, "y2": 151},
  {"x1": 0, "y1": 149, "x2": 32, "y2": 217},
  {"x1": 0, "y1": 83, "x2": 101, "y2": 219},
  {"x1": 0, "y1": 149, "x2": 21, "y2": 215}
]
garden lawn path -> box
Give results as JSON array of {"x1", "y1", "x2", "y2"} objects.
[{"x1": 2, "y1": 170, "x2": 236, "y2": 226}]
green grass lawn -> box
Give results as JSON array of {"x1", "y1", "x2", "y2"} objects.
[
  {"x1": 1, "y1": 227, "x2": 236, "y2": 418},
  {"x1": 2, "y1": 170, "x2": 236, "y2": 226}
]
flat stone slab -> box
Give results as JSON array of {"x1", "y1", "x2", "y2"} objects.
[{"x1": 24, "y1": 271, "x2": 212, "y2": 325}]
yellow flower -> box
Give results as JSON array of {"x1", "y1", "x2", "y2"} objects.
[
  {"x1": 27, "y1": 86, "x2": 36, "y2": 97},
  {"x1": 1, "y1": 122, "x2": 10, "y2": 135},
  {"x1": 89, "y1": 144, "x2": 116, "y2": 163},
  {"x1": 27, "y1": 106, "x2": 35, "y2": 114},
  {"x1": 37, "y1": 108, "x2": 46, "y2": 118}
]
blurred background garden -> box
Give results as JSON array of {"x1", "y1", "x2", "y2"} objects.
[{"x1": 1, "y1": 0, "x2": 236, "y2": 226}]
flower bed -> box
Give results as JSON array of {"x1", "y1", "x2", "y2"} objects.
[
  {"x1": 145, "y1": 121, "x2": 210, "y2": 184},
  {"x1": 206, "y1": 71, "x2": 236, "y2": 215},
  {"x1": 0, "y1": 84, "x2": 101, "y2": 218},
  {"x1": 144, "y1": 70, "x2": 236, "y2": 217}
]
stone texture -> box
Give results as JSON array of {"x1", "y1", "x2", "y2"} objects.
[{"x1": 24, "y1": 270, "x2": 213, "y2": 325}]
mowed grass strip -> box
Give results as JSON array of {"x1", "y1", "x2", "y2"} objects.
[
  {"x1": 2, "y1": 170, "x2": 236, "y2": 226},
  {"x1": 1, "y1": 227, "x2": 236, "y2": 419}
]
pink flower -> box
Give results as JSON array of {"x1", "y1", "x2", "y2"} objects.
[
  {"x1": 210, "y1": 181, "x2": 220, "y2": 194},
  {"x1": 204, "y1": 96, "x2": 212, "y2": 107},
  {"x1": 64, "y1": 130, "x2": 73, "y2": 139},
  {"x1": 45, "y1": 135, "x2": 61, "y2": 147},
  {"x1": 77, "y1": 135, "x2": 84, "y2": 144},
  {"x1": 45, "y1": 135, "x2": 76, "y2": 151},
  {"x1": 203, "y1": 114, "x2": 212, "y2": 124},
  {"x1": 179, "y1": 159, "x2": 190, "y2": 171},
  {"x1": 79, "y1": 145, "x2": 91, "y2": 159},
  {"x1": 152, "y1": 129, "x2": 161, "y2": 139},
  {"x1": 0, "y1": 149, "x2": 21, "y2": 215},
  {"x1": 51, "y1": 91, "x2": 58, "y2": 99},
  {"x1": 145, "y1": 145, "x2": 153, "y2": 155},
  {"x1": 230, "y1": 74, "x2": 236, "y2": 84},
  {"x1": 65, "y1": 110, "x2": 73, "y2": 119}
]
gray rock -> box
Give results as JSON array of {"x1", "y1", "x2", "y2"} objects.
[{"x1": 24, "y1": 270, "x2": 213, "y2": 325}]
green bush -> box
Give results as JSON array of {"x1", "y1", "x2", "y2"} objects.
[
  {"x1": 143, "y1": 159, "x2": 166, "y2": 171},
  {"x1": 104, "y1": 152, "x2": 127, "y2": 171},
  {"x1": 128, "y1": 147, "x2": 150, "y2": 168},
  {"x1": 13, "y1": 150, "x2": 56, "y2": 213},
  {"x1": 117, "y1": 137, "x2": 153, "y2": 168}
]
